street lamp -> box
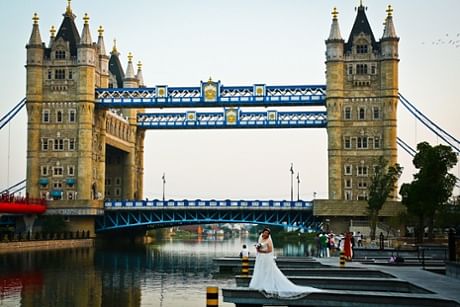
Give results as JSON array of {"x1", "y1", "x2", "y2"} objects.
[
  {"x1": 290, "y1": 163, "x2": 294, "y2": 201},
  {"x1": 296, "y1": 172, "x2": 300, "y2": 201},
  {"x1": 162, "y1": 173, "x2": 166, "y2": 201}
]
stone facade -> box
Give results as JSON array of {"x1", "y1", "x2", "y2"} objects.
[
  {"x1": 326, "y1": 5, "x2": 399, "y2": 201},
  {"x1": 25, "y1": 3, "x2": 145, "y2": 230}
]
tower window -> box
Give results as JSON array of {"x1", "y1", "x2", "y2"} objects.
[
  {"x1": 344, "y1": 136, "x2": 351, "y2": 149},
  {"x1": 371, "y1": 65, "x2": 376, "y2": 74},
  {"x1": 357, "y1": 136, "x2": 368, "y2": 149},
  {"x1": 358, "y1": 179, "x2": 368, "y2": 189},
  {"x1": 357, "y1": 192, "x2": 368, "y2": 201},
  {"x1": 69, "y1": 138, "x2": 76, "y2": 151},
  {"x1": 345, "y1": 190, "x2": 353, "y2": 200},
  {"x1": 55, "y1": 50, "x2": 66, "y2": 59},
  {"x1": 344, "y1": 164, "x2": 352, "y2": 175},
  {"x1": 357, "y1": 166, "x2": 368, "y2": 176},
  {"x1": 373, "y1": 107, "x2": 380, "y2": 120},
  {"x1": 42, "y1": 110, "x2": 50, "y2": 123},
  {"x1": 48, "y1": 70, "x2": 52, "y2": 80},
  {"x1": 68, "y1": 70, "x2": 73, "y2": 79},
  {"x1": 358, "y1": 107, "x2": 366, "y2": 120},
  {"x1": 356, "y1": 45, "x2": 368, "y2": 54},
  {"x1": 345, "y1": 178, "x2": 352, "y2": 188},
  {"x1": 69, "y1": 109, "x2": 76, "y2": 123},
  {"x1": 356, "y1": 64, "x2": 368, "y2": 75},
  {"x1": 68, "y1": 166, "x2": 75, "y2": 176},
  {"x1": 55, "y1": 69, "x2": 65, "y2": 80},
  {"x1": 344, "y1": 106, "x2": 352, "y2": 120},
  {"x1": 56, "y1": 110, "x2": 63, "y2": 123},
  {"x1": 53, "y1": 167, "x2": 63, "y2": 176},
  {"x1": 41, "y1": 166, "x2": 48, "y2": 176},
  {"x1": 41, "y1": 138, "x2": 48, "y2": 151},
  {"x1": 374, "y1": 137, "x2": 381, "y2": 149},
  {"x1": 348, "y1": 65, "x2": 353, "y2": 75}
]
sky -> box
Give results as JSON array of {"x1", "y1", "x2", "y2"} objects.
[{"x1": 0, "y1": 0, "x2": 459, "y2": 200}]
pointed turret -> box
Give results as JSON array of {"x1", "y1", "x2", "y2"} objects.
[
  {"x1": 382, "y1": 5, "x2": 398, "y2": 39},
  {"x1": 28, "y1": 13, "x2": 43, "y2": 47},
  {"x1": 326, "y1": 7, "x2": 344, "y2": 60},
  {"x1": 80, "y1": 14, "x2": 92, "y2": 46},
  {"x1": 327, "y1": 7, "x2": 343, "y2": 41},
  {"x1": 381, "y1": 5, "x2": 399, "y2": 58},
  {"x1": 97, "y1": 26, "x2": 107, "y2": 56},
  {"x1": 97, "y1": 26, "x2": 109, "y2": 87},
  {"x1": 124, "y1": 52, "x2": 139, "y2": 88},
  {"x1": 345, "y1": 2, "x2": 379, "y2": 53},
  {"x1": 136, "y1": 61, "x2": 145, "y2": 87},
  {"x1": 48, "y1": 25, "x2": 56, "y2": 47}
]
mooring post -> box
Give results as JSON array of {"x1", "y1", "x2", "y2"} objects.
[{"x1": 206, "y1": 286, "x2": 218, "y2": 307}]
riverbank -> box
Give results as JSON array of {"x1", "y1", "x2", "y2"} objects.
[{"x1": 0, "y1": 238, "x2": 94, "y2": 253}]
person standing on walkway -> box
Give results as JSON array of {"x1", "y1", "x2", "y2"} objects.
[{"x1": 344, "y1": 232, "x2": 353, "y2": 261}]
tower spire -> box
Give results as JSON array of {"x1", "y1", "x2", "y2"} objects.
[
  {"x1": 125, "y1": 52, "x2": 135, "y2": 79},
  {"x1": 80, "y1": 13, "x2": 93, "y2": 45},
  {"x1": 97, "y1": 26, "x2": 107, "y2": 56},
  {"x1": 136, "y1": 61, "x2": 145, "y2": 87},
  {"x1": 28, "y1": 13, "x2": 43, "y2": 46},
  {"x1": 382, "y1": 5, "x2": 398, "y2": 39},
  {"x1": 327, "y1": 7, "x2": 343, "y2": 41}
]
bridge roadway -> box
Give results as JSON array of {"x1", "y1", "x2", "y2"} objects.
[{"x1": 96, "y1": 199, "x2": 318, "y2": 232}]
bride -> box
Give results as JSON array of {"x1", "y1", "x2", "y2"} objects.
[{"x1": 248, "y1": 228, "x2": 321, "y2": 299}]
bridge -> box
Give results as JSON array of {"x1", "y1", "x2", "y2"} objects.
[
  {"x1": 0, "y1": 2, "x2": 459, "y2": 236},
  {"x1": 97, "y1": 200, "x2": 316, "y2": 232}
]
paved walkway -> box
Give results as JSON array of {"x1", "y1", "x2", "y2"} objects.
[{"x1": 316, "y1": 256, "x2": 460, "y2": 304}]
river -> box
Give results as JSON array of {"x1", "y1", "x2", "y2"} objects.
[{"x1": 0, "y1": 235, "x2": 315, "y2": 307}]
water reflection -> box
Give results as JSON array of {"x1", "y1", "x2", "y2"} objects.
[{"x1": 0, "y1": 237, "x2": 314, "y2": 307}]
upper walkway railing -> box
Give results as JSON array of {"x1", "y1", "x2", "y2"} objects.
[
  {"x1": 95, "y1": 83, "x2": 326, "y2": 108},
  {"x1": 104, "y1": 199, "x2": 313, "y2": 210}
]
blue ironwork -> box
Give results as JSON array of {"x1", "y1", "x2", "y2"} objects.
[
  {"x1": 95, "y1": 83, "x2": 326, "y2": 108},
  {"x1": 137, "y1": 109, "x2": 327, "y2": 129},
  {"x1": 96, "y1": 199, "x2": 319, "y2": 232},
  {"x1": 0, "y1": 98, "x2": 26, "y2": 130},
  {"x1": 399, "y1": 94, "x2": 460, "y2": 153}
]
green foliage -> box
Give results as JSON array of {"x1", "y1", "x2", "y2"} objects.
[
  {"x1": 40, "y1": 216, "x2": 67, "y2": 233},
  {"x1": 367, "y1": 156, "x2": 403, "y2": 240},
  {"x1": 399, "y1": 142, "x2": 458, "y2": 241}
]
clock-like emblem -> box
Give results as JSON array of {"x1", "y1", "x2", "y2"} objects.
[
  {"x1": 204, "y1": 83, "x2": 217, "y2": 101},
  {"x1": 226, "y1": 108, "x2": 238, "y2": 125}
]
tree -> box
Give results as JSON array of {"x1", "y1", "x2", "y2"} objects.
[
  {"x1": 367, "y1": 156, "x2": 403, "y2": 240},
  {"x1": 399, "y1": 142, "x2": 457, "y2": 242}
]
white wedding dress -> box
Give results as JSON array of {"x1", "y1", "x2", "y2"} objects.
[{"x1": 248, "y1": 235, "x2": 321, "y2": 299}]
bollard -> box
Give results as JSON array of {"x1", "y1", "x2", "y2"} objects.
[
  {"x1": 241, "y1": 256, "x2": 249, "y2": 276},
  {"x1": 206, "y1": 286, "x2": 219, "y2": 307},
  {"x1": 448, "y1": 228, "x2": 456, "y2": 262},
  {"x1": 339, "y1": 251, "x2": 346, "y2": 268}
]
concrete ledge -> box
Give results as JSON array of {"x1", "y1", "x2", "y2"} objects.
[
  {"x1": 313, "y1": 200, "x2": 405, "y2": 217},
  {"x1": 447, "y1": 262, "x2": 460, "y2": 279},
  {"x1": 0, "y1": 239, "x2": 94, "y2": 253},
  {"x1": 222, "y1": 287, "x2": 460, "y2": 307},
  {"x1": 235, "y1": 276, "x2": 431, "y2": 293}
]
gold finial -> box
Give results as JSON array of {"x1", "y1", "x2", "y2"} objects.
[
  {"x1": 208, "y1": 76, "x2": 213, "y2": 83},
  {"x1": 98, "y1": 26, "x2": 104, "y2": 37},
  {"x1": 50, "y1": 25, "x2": 56, "y2": 37},
  {"x1": 360, "y1": 0, "x2": 363, "y2": 6},
  {"x1": 137, "y1": 61, "x2": 142, "y2": 70},
  {"x1": 332, "y1": 7, "x2": 338, "y2": 20},
  {"x1": 83, "y1": 13, "x2": 90, "y2": 25},
  {"x1": 128, "y1": 52, "x2": 133, "y2": 62},
  {"x1": 386, "y1": 5, "x2": 393, "y2": 17},
  {"x1": 32, "y1": 13, "x2": 39, "y2": 25},
  {"x1": 65, "y1": 0, "x2": 72, "y2": 15},
  {"x1": 112, "y1": 39, "x2": 118, "y2": 53}
]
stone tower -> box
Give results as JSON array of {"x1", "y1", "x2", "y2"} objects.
[
  {"x1": 25, "y1": 2, "x2": 145, "y2": 234},
  {"x1": 326, "y1": 4, "x2": 399, "y2": 201}
]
